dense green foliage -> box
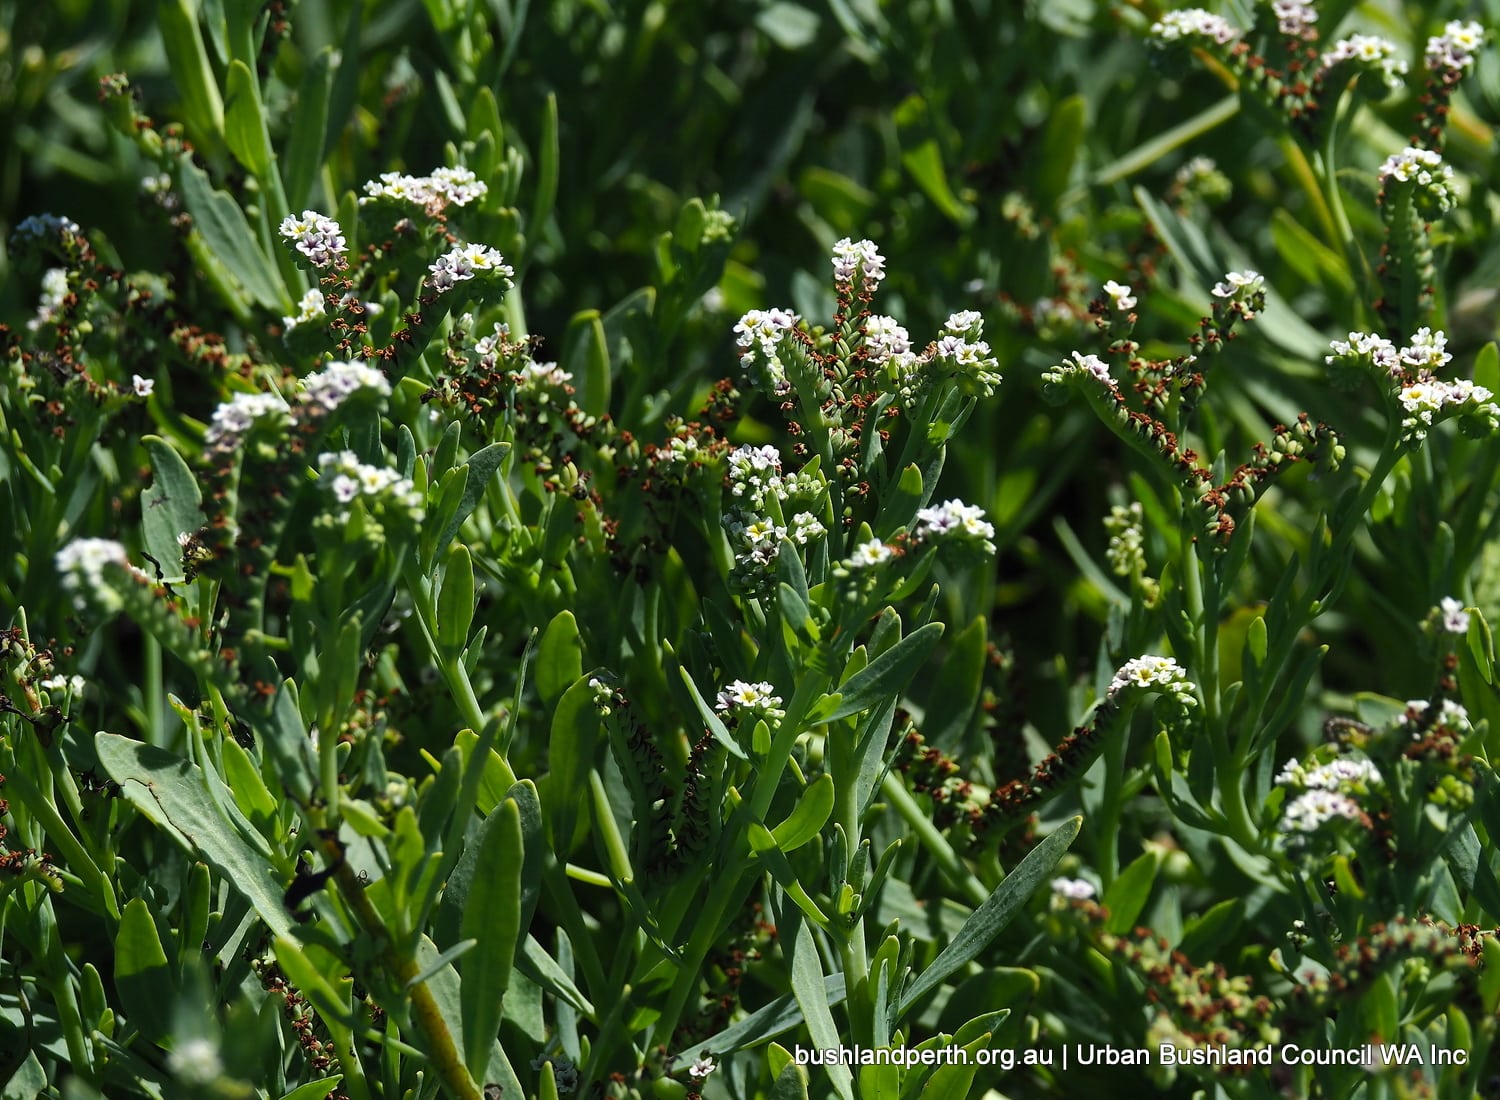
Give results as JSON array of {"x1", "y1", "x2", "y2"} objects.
[{"x1": 5, "y1": 2, "x2": 1500, "y2": 1098}]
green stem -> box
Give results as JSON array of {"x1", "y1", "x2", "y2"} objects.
[{"x1": 881, "y1": 772, "x2": 987, "y2": 907}]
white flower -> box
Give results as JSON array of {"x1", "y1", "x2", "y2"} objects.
[
  {"x1": 1102, "y1": 280, "x2": 1136, "y2": 311},
  {"x1": 1378, "y1": 147, "x2": 1457, "y2": 214},
  {"x1": 1426, "y1": 21, "x2": 1485, "y2": 75},
  {"x1": 283, "y1": 287, "x2": 326, "y2": 331},
  {"x1": 301, "y1": 360, "x2": 391, "y2": 412},
  {"x1": 1406, "y1": 698, "x2": 1471, "y2": 731},
  {"x1": 1050, "y1": 876, "x2": 1096, "y2": 900},
  {"x1": 1319, "y1": 35, "x2": 1408, "y2": 90},
  {"x1": 942, "y1": 310, "x2": 984, "y2": 338},
  {"x1": 360, "y1": 165, "x2": 488, "y2": 208},
  {"x1": 204, "y1": 391, "x2": 289, "y2": 446},
  {"x1": 27, "y1": 267, "x2": 69, "y2": 331},
  {"x1": 131, "y1": 374, "x2": 155, "y2": 397},
  {"x1": 863, "y1": 315, "x2": 911, "y2": 365},
  {"x1": 316, "y1": 451, "x2": 421, "y2": 520},
  {"x1": 733, "y1": 308, "x2": 799, "y2": 394},
  {"x1": 1212, "y1": 270, "x2": 1264, "y2": 298},
  {"x1": 55, "y1": 539, "x2": 138, "y2": 610},
  {"x1": 428, "y1": 245, "x2": 513, "y2": 294},
  {"x1": 913, "y1": 499, "x2": 996, "y2": 552},
  {"x1": 1271, "y1": 0, "x2": 1317, "y2": 39},
  {"x1": 167, "y1": 1037, "x2": 223, "y2": 1085},
  {"x1": 1073, "y1": 351, "x2": 1114, "y2": 385},
  {"x1": 1326, "y1": 331, "x2": 1400, "y2": 377},
  {"x1": 1280, "y1": 789, "x2": 1364, "y2": 833},
  {"x1": 1401, "y1": 328, "x2": 1451, "y2": 370},
  {"x1": 1151, "y1": 9, "x2": 1239, "y2": 44},
  {"x1": 1439, "y1": 596, "x2": 1470, "y2": 634},
  {"x1": 689, "y1": 1054, "x2": 717, "y2": 1080},
  {"x1": 715, "y1": 680, "x2": 785, "y2": 719},
  {"x1": 831, "y1": 237, "x2": 886, "y2": 292},
  {"x1": 847, "y1": 539, "x2": 893, "y2": 568},
  {"x1": 278, "y1": 209, "x2": 346, "y2": 268},
  {"x1": 1107, "y1": 655, "x2": 1197, "y2": 705}
]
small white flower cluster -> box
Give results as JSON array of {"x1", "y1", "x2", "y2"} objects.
[
  {"x1": 40, "y1": 674, "x2": 86, "y2": 695},
  {"x1": 428, "y1": 244, "x2": 514, "y2": 294},
  {"x1": 912, "y1": 498, "x2": 996, "y2": 554},
  {"x1": 55, "y1": 538, "x2": 148, "y2": 610},
  {"x1": 863, "y1": 315, "x2": 912, "y2": 366},
  {"x1": 1276, "y1": 755, "x2": 1383, "y2": 793},
  {"x1": 316, "y1": 451, "x2": 422, "y2": 520},
  {"x1": 1437, "y1": 596, "x2": 1470, "y2": 635},
  {"x1": 1280, "y1": 789, "x2": 1365, "y2": 834},
  {"x1": 473, "y1": 322, "x2": 511, "y2": 365},
  {"x1": 1426, "y1": 20, "x2": 1485, "y2": 76},
  {"x1": 167, "y1": 1037, "x2": 224, "y2": 1087},
  {"x1": 733, "y1": 307, "x2": 799, "y2": 395},
  {"x1": 283, "y1": 287, "x2": 326, "y2": 331},
  {"x1": 1318, "y1": 35, "x2": 1408, "y2": 91},
  {"x1": 141, "y1": 173, "x2": 178, "y2": 212},
  {"x1": 725, "y1": 444, "x2": 823, "y2": 512},
  {"x1": 1270, "y1": 0, "x2": 1316, "y2": 39},
  {"x1": 1102, "y1": 280, "x2": 1136, "y2": 312},
  {"x1": 302, "y1": 360, "x2": 392, "y2": 413},
  {"x1": 277, "y1": 210, "x2": 347, "y2": 268},
  {"x1": 13, "y1": 213, "x2": 81, "y2": 241},
  {"x1": 1377, "y1": 147, "x2": 1457, "y2": 213},
  {"x1": 1397, "y1": 375, "x2": 1498, "y2": 443},
  {"x1": 1211, "y1": 270, "x2": 1266, "y2": 316},
  {"x1": 1106, "y1": 655, "x2": 1197, "y2": 706},
  {"x1": 360, "y1": 165, "x2": 488, "y2": 208},
  {"x1": 204, "y1": 391, "x2": 290, "y2": 446},
  {"x1": 930, "y1": 310, "x2": 1001, "y2": 396},
  {"x1": 1050, "y1": 876, "x2": 1096, "y2": 900},
  {"x1": 518, "y1": 361, "x2": 573, "y2": 391},
  {"x1": 1104, "y1": 502, "x2": 1147, "y2": 578},
  {"x1": 1045, "y1": 350, "x2": 1117, "y2": 391},
  {"x1": 845, "y1": 539, "x2": 894, "y2": 569},
  {"x1": 27, "y1": 268, "x2": 69, "y2": 332},
  {"x1": 1174, "y1": 156, "x2": 1232, "y2": 205},
  {"x1": 724, "y1": 509, "x2": 826, "y2": 570},
  {"x1": 1406, "y1": 696, "x2": 1471, "y2": 731},
  {"x1": 1150, "y1": 9, "x2": 1239, "y2": 44},
  {"x1": 1325, "y1": 328, "x2": 1453, "y2": 384},
  {"x1": 714, "y1": 679, "x2": 785, "y2": 720},
  {"x1": 831, "y1": 237, "x2": 886, "y2": 295}
]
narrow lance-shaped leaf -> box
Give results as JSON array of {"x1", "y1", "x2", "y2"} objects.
[{"x1": 896, "y1": 816, "x2": 1081, "y2": 1017}]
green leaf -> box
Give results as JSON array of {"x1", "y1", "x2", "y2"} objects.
[
  {"x1": 756, "y1": 2, "x2": 821, "y2": 49},
  {"x1": 787, "y1": 912, "x2": 854, "y2": 1100},
  {"x1": 274, "y1": 935, "x2": 354, "y2": 1027},
  {"x1": 158, "y1": 0, "x2": 224, "y2": 150},
  {"x1": 141, "y1": 435, "x2": 202, "y2": 583},
  {"x1": 97, "y1": 733, "x2": 295, "y2": 939},
  {"x1": 827, "y1": 622, "x2": 944, "y2": 721},
  {"x1": 528, "y1": 93, "x2": 559, "y2": 238},
  {"x1": 461, "y1": 800, "x2": 523, "y2": 1081},
  {"x1": 771, "y1": 773, "x2": 834, "y2": 851},
  {"x1": 437, "y1": 544, "x2": 477, "y2": 657},
  {"x1": 276, "y1": 1079, "x2": 345, "y2": 1100},
  {"x1": 284, "y1": 47, "x2": 334, "y2": 209},
  {"x1": 177, "y1": 156, "x2": 287, "y2": 312},
  {"x1": 1102, "y1": 850, "x2": 1161, "y2": 934},
  {"x1": 917, "y1": 616, "x2": 984, "y2": 747},
  {"x1": 896, "y1": 817, "x2": 1081, "y2": 1017},
  {"x1": 770, "y1": 1062, "x2": 812, "y2": 1100},
  {"x1": 435, "y1": 443, "x2": 511, "y2": 557},
  {"x1": 562, "y1": 310, "x2": 611, "y2": 415},
  {"x1": 1032, "y1": 94, "x2": 1086, "y2": 215},
  {"x1": 115, "y1": 899, "x2": 175, "y2": 1043},
  {"x1": 547, "y1": 674, "x2": 605, "y2": 848},
  {"x1": 537, "y1": 611, "x2": 584, "y2": 705},
  {"x1": 674, "y1": 975, "x2": 846, "y2": 1063},
  {"x1": 900, "y1": 138, "x2": 971, "y2": 228},
  {"x1": 1177, "y1": 898, "x2": 1244, "y2": 962},
  {"x1": 224, "y1": 59, "x2": 272, "y2": 177}
]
